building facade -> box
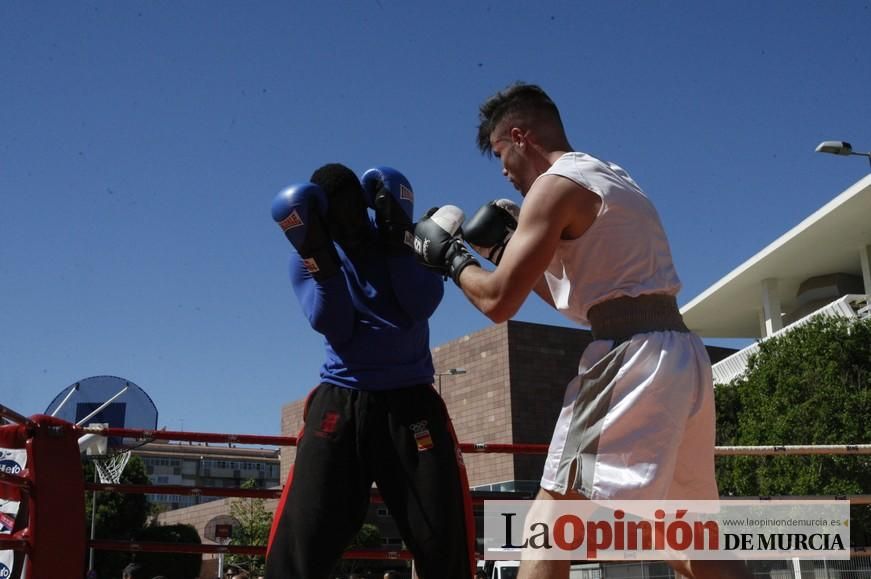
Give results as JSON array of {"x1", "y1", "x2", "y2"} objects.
[
  {"x1": 136, "y1": 440, "x2": 280, "y2": 512},
  {"x1": 680, "y1": 174, "x2": 871, "y2": 384}
]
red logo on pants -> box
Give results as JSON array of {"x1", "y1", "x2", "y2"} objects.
[{"x1": 316, "y1": 411, "x2": 340, "y2": 438}]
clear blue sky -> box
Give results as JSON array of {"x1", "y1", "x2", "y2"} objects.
[{"x1": 2, "y1": 1, "x2": 869, "y2": 437}]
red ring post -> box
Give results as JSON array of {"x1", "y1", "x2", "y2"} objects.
[{"x1": 25, "y1": 415, "x2": 87, "y2": 579}]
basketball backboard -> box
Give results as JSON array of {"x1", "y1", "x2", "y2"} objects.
[
  {"x1": 204, "y1": 515, "x2": 241, "y2": 544},
  {"x1": 45, "y1": 375, "x2": 158, "y2": 451}
]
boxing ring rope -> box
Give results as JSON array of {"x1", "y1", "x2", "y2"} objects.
[
  {"x1": 0, "y1": 404, "x2": 32, "y2": 428},
  {"x1": 716, "y1": 444, "x2": 871, "y2": 456},
  {"x1": 87, "y1": 425, "x2": 554, "y2": 455},
  {"x1": 86, "y1": 425, "x2": 871, "y2": 456},
  {"x1": 82, "y1": 482, "x2": 531, "y2": 505},
  {"x1": 78, "y1": 425, "x2": 871, "y2": 559},
  {"x1": 3, "y1": 410, "x2": 871, "y2": 577},
  {"x1": 89, "y1": 539, "x2": 412, "y2": 560}
]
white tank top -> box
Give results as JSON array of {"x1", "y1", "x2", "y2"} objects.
[{"x1": 540, "y1": 152, "x2": 681, "y2": 326}]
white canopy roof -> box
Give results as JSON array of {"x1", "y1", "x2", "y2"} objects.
[{"x1": 681, "y1": 174, "x2": 871, "y2": 338}]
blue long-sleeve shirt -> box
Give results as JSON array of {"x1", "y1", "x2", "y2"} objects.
[{"x1": 289, "y1": 239, "x2": 444, "y2": 391}]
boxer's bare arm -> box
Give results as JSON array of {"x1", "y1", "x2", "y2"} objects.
[{"x1": 457, "y1": 175, "x2": 600, "y2": 322}]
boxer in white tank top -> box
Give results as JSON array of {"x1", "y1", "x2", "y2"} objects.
[
  {"x1": 540, "y1": 151, "x2": 682, "y2": 324},
  {"x1": 536, "y1": 152, "x2": 717, "y2": 502},
  {"x1": 411, "y1": 83, "x2": 751, "y2": 579}
]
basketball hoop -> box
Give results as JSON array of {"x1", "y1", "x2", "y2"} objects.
[
  {"x1": 214, "y1": 523, "x2": 234, "y2": 545},
  {"x1": 205, "y1": 515, "x2": 240, "y2": 578},
  {"x1": 93, "y1": 449, "x2": 132, "y2": 484},
  {"x1": 205, "y1": 515, "x2": 240, "y2": 544},
  {"x1": 80, "y1": 422, "x2": 131, "y2": 484}
]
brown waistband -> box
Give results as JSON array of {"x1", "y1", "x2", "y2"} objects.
[{"x1": 586, "y1": 294, "x2": 689, "y2": 342}]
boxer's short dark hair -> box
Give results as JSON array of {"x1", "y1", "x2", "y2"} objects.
[{"x1": 476, "y1": 82, "x2": 561, "y2": 156}]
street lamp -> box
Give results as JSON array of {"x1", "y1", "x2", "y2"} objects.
[
  {"x1": 815, "y1": 141, "x2": 871, "y2": 167},
  {"x1": 435, "y1": 367, "x2": 466, "y2": 395}
]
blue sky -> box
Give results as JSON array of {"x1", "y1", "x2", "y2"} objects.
[{"x1": 2, "y1": 1, "x2": 869, "y2": 437}]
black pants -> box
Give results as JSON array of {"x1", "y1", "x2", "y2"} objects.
[{"x1": 265, "y1": 383, "x2": 476, "y2": 579}]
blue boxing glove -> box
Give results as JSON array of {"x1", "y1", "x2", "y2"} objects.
[
  {"x1": 271, "y1": 183, "x2": 340, "y2": 282},
  {"x1": 361, "y1": 166, "x2": 415, "y2": 255}
]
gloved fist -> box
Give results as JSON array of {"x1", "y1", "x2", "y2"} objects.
[
  {"x1": 271, "y1": 183, "x2": 340, "y2": 281},
  {"x1": 361, "y1": 166, "x2": 415, "y2": 255},
  {"x1": 413, "y1": 205, "x2": 480, "y2": 286},
  {"x1": 463, "y1": 198, "x2": 520, "y2": 265}
]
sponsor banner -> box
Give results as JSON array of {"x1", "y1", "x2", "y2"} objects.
[
  {"x1": 0, "y1": 449, "x2": 25, "y2": 478},
  {"x1": 0, "y1": 498, "x2": 20, "y2": 518},
  {"x1": 484, "y1": 499, "x2": 849, "y2": 561},
  {"x1": 0, "y1": 449, "x2": 26, "y2": 534},
  {"x1": 0, "y1": 503, "x2": 15, "y2": 532},
  {"x1": 0, "y1": 549, "x2": 12, "y2": 578}
]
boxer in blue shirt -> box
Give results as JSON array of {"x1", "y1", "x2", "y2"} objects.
[{"x1": 266, "y1": 164, "x2": 476, "y2": 579}]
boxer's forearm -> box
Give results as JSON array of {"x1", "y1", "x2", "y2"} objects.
[
  {"x1": 456, "y1": 265, "x2": 527, "y2": 323},
  {"x1": 291, "y1": 257, "x2": 355, "y2": 344},
  {"x1": 456, "y1": 203, "x2": 560, "y2": 322}
]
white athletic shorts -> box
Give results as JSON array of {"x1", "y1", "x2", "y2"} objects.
[{"x1": 540, "y1": 330, "x2": 718, "y2": 500}]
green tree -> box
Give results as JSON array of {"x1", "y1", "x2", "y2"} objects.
[
  {"x1": 226, "y1": 479, "x2": 274, "y2": 576},
  {"x1": 84, "y1": 454, "x2": 154, "y2": 578},
  {"x1": 335, "y1": 523, "x2": 383, "y2": 576},
  {"x1": 715, "y1": 315, "x2": 871, "y2": 545},
  {"x1": 133, "y1": 523, "x2": 202, "y2": 579}
]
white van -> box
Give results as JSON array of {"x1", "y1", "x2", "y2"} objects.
[{"x1": 477, "y1": 560, "x2": 520, "y2": 579}]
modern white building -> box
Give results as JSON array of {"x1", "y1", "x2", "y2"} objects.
[{"x1": 681, "y1": 174, "x2": 871, "y2": 383}]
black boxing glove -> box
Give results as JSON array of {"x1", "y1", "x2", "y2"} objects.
[
  {"x1": 412, "y1": 205, "x2": 480, "y2": 285},
  {"x1": 463, "y1": 199, "x2": 520, "y2": 265}
]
